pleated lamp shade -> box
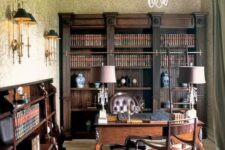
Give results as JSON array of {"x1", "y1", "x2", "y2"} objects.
[
  {"x1": 179, "y1": 66, "x2": 206, "y2": 84},
  {"x1": 91, "y1": 66, "x2": 116, "y2": 83}
]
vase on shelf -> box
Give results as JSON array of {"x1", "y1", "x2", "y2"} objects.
[
  {"x1": 76, "y1": 73, "x2": 85, "y2": 88},
  {"x1": 160, "y1": 67, "x2": 169, "y2": 88}
]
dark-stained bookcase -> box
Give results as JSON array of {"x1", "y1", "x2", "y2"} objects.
[
  {"x1": 59, "y1": 12, "x2": 207, "y2": 138},
  {"x1": 0, "y1": 78, "x2": 57, "y2": 150}
]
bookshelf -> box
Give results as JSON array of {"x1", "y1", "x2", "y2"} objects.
[
  {"x1": 59, "y1": 12, "x2": 207, "y2": 138},
  {"x1": 0, "y1": 79, "x2": 57, "y2": 150}
]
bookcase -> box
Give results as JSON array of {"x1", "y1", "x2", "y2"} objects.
[
  {"x1": 59, "y1": 12, "x2": 207, "y2": 138},
  {"x1": 0, "y1": 79, "x2": 57, "y2": 150}
]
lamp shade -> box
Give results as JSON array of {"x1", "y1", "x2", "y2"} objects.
[
  {"x1": 27, "y1": 13, "x2": 37, "y2": 24},
  {"x1": 14, "y1": 8, "x2": 31, "y2": 21},
  {"x1": 179, "y1": 66, "x2": 206, "y2": 84},
  {"x1": 91, "y1": 66, "x2": 116, "y2": 83},
  {"x1": 47, "y1": 30, "x2": 59, "y2": 38}
]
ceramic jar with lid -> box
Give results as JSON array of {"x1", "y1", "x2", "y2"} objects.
[{"x1": 76, "y1": 73, "x2": 85, "y2": 88}]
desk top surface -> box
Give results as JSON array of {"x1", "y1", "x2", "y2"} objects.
[{"x1": 95, "y1": 119, "x2": 204, "y2": 127}]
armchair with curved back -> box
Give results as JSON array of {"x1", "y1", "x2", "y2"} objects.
[
  {"x1": 134, "y1": 117, "x2": 198, "y2": 150},
  {"x1": 109, "y1": 92, "x2": 141, "y2": 115}
]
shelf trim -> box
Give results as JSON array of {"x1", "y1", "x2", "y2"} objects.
[
  {"x1": 71, "y1": 108, "x2": 98, "y2": 112},
  {"x1": 0, "y1": 78, "x2": 53, "y2": 92},
  {"x1": 115, "y1": 87, "x2": 152, "y2": 90},
  {"x1": 71, "y1": 46, "x2": 106, "y2": 49},
  {"x1": 71, "y1": 87, "x2": 98, "y2": 91},
  {"x1": 71, "y1": 26, "x2": 105, "y2": 29},
  {"x1": 68, "y1": 51, "x2": 153, "y2": 55},
  {"x1": 160, "y1": 45, "x2": 195, "y2": 49},
  {"x1": 71, "y1": 66, "x2": 152, "y2": 70},
  {"x1": 14, "y1": 96, "x2": 46, "y2": 112},
  {"x1": 68, "y1": 51, "x2": 203, "y2": 55},
  {"x1": 47, "y1": 111, "x2": 56, "y2": 120},
  {"x1": 69, "y1": 51, "x2": 107, "y2": 55},
  {"x1": 116, "y1": 66, "x2": 151, "y2": 69},
  {"x1": 115, "y1": 46, "x2": 152, "y2": 48}
]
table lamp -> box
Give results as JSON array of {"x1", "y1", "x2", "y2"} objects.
[
  {"x1": 179, "y1": 66, "x2": 206, "y2": 118},
  {"x1": 92, "y1": 65, "x2": 116, "y2": 124}
]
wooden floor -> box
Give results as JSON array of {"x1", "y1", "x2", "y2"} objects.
[{"x1": 64, "y1": 138, "x2": 216, "y2": 150}]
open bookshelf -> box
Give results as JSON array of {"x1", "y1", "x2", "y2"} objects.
[
  {"x1": 59, "y1": 12, "x2": 207, "y2": 138},
  {"x1": 0, "y1": 79, "x2": 57, "y2": 150}
]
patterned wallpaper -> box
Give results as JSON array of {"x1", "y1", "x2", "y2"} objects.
[
  {"x1": 0, "y1": 0, "x2": 203, "y2": 125},
  {"x1": 58, "y1": 0, "x2": 201, "y2": 14},
  {"x1": 0, "y1": 0, "x2": 60, "y2": 122}
]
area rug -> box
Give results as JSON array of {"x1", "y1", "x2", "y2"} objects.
[{"x1": 64, "y1": 139, "x2": 110, "y2": 150}]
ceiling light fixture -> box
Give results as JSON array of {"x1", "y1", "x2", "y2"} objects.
[{"x1": 148, "y1": 0, "x2": 168, "y2": 8}]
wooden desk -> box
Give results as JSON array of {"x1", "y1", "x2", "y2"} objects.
[{"x1": 95, "y1": 121, "x2": 204, "y2": 150}]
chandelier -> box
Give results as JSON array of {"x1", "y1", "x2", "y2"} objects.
[{"x1": 148, "y1": 0, "x2": 169, "y2": 8}]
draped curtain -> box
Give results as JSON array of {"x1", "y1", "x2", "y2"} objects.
[{"x1": 213, "y1": 0, "x2": 225, "y2": 149}]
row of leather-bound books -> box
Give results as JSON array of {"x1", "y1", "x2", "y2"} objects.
[
  {"x1": 70, "y1": 54, "x2": 152, "y2": 67},
  {"x1": 15, "y1": 103, "x2": 40, "y2": 140},
  {"x1": 70, "y1": 33, "x2": 195, "y2": 47}
]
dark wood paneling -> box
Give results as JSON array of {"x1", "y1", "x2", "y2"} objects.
[
  {"x1": 161, "y1": 14, "x2": 194, "y2": 28},
  {"x1": 71, "y1": 14, "x2": 105, "y2": 28},
  {"x1": 115, "y1": 14, "x2": 151, "y2": 28}
]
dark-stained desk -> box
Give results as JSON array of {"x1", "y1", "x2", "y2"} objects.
[{"x1": 95, "y1": 121, "x2": 204, "y2": 150}]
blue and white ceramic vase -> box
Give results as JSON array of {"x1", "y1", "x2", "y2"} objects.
[
  {"x1": 76, "y1": 73, "x2": 85, "y2": 88},
  {"x1": 161, "y1": 70, "x2": 169, "y2": 88}
]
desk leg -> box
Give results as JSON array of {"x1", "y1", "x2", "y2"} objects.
[
  {"x1": 196, "y1": 140, "x2": 204, "y2": 150},
  {"x1": 95, "y1": 143, "x2": 102, "y2": 150},
  {"x1": 196, "y1": 127, "x2": 204, "y2": 150}
]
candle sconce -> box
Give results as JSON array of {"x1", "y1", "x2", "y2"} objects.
[
  {"x1": 44, "y1": 29, "x2": 60, "y2": 65},
  {"x1": 10, "y1": 0, "x2": 37, "y2": 64}
]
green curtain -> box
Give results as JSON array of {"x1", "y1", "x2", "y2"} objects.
[{"x1": 213, "y1": 0, "x2": 225, "y2": 149}]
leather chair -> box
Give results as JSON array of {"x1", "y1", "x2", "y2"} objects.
[
  {"x1": 109, "y1": 92, "x2": 141, "y2": 115},
  {"x1": 109, "y1": 92, "x2": 144, "y2": 150}
]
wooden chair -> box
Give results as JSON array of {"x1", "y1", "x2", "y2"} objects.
[{"x1": 135, "y1": 118, "x2": 197, "y2": 150}]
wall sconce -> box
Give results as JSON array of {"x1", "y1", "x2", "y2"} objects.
[
  {"x1": 11, "y1": 1, "x2": 37, "y2": 64},
  {"x1": 45, "y1": 29, "x2": 60, "y2": 65}
]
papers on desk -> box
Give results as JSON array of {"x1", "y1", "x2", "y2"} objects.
[
  {"x1": 107, "y1": 111, "x2": 171, "y2": 123},
  {"x1": 131, "y1": 111, "x2": 171, "y2": 121}
]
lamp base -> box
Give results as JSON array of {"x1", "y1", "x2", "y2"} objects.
[
  {"x1": 185, "y1": 108, "x2": 197, "y2": 119},
  {"x1": 98, "y1": 109, "x2": 107, "y2": 124}
]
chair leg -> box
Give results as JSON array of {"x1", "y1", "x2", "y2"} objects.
[{"x1": 135, "y1": 140, "x2": 146, "y2": 150}]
